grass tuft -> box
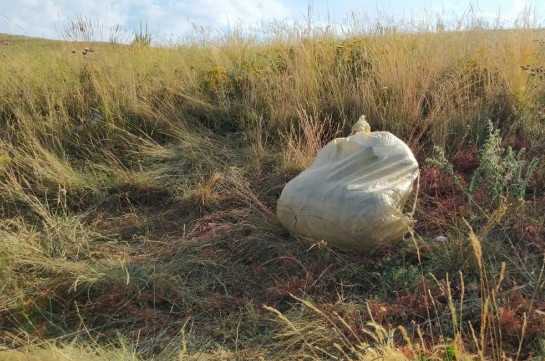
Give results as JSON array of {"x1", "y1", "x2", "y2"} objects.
[{"x1": 1, "y1": 13, "x2": 545, "y2": 361}]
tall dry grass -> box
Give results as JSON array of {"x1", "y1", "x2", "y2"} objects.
[{"x1": 1, "y1": 12, "x2": 545, "y2": 361}]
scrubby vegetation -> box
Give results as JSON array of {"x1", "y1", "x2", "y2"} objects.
[{"x1": 0, "y1": 15, "x2": 544, "y2": 361}]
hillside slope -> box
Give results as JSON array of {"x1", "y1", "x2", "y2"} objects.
[{"x1": 1, "y1": 27, "x2": 544, "y2": 360}]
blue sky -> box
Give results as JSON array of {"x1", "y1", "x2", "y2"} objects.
[{"x1": 0, "y1": 0, "x2": 543, "y2": 42}]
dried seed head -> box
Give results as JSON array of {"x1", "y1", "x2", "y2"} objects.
[{"x1": 351, "y1": 115, "x2": 371, "y2": 135}]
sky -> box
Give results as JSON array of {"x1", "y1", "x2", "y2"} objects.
[{"x1": 0, "y1": 0, "x2": 544, "y2": 43}]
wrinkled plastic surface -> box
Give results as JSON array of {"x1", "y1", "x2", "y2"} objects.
[{"x1": 277, "y1": 130, "x2": 419, "y2": 252}]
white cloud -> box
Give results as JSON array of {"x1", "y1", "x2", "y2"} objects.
[
  {"x1": 130, "y1": 0, "x2": 295, "y2": 41},
  {"x1": 0, "y1": 0, "x2": 134, "y2": 39},
  {"x1": 508, "y1": 0, "x2": 542, "y2": 26},
  {"x1": 1, "y1": 0, "x2": 543, "y2": 41},
  {"x1": 0, "y1": 0, "x2": 294, "y2": 41}
]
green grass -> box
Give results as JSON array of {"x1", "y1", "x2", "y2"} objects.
[{"x1": 1, "y1": 15, "x2": 545, "y2": 361}]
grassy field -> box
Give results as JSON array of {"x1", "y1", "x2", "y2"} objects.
[{"x1": 1, "y1": 18, "x2": 545, "y2": 361}]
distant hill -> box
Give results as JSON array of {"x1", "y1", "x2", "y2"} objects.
[
  {"x1": 1, "y1": 32, "x2": 45, "y2": 42},
  {"x1": 0, "y1": 32, "x2": 71, "y2": 47}
]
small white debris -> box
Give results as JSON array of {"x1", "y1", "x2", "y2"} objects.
[{"x1": 435, "y1": 235, "x2": 447, "y2": 242}]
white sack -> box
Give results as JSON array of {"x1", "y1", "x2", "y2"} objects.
[{"x1": 277, "y1": 121, "x2": 419, "y2": 252}]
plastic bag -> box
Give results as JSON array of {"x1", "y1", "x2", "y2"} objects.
[{"x1": 277, "y1": 117, "x2": 419, "y2": 252}]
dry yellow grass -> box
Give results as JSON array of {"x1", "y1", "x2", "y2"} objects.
[{"x1": 1, "y1": 15, "x2": 545, "y2": 361}]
